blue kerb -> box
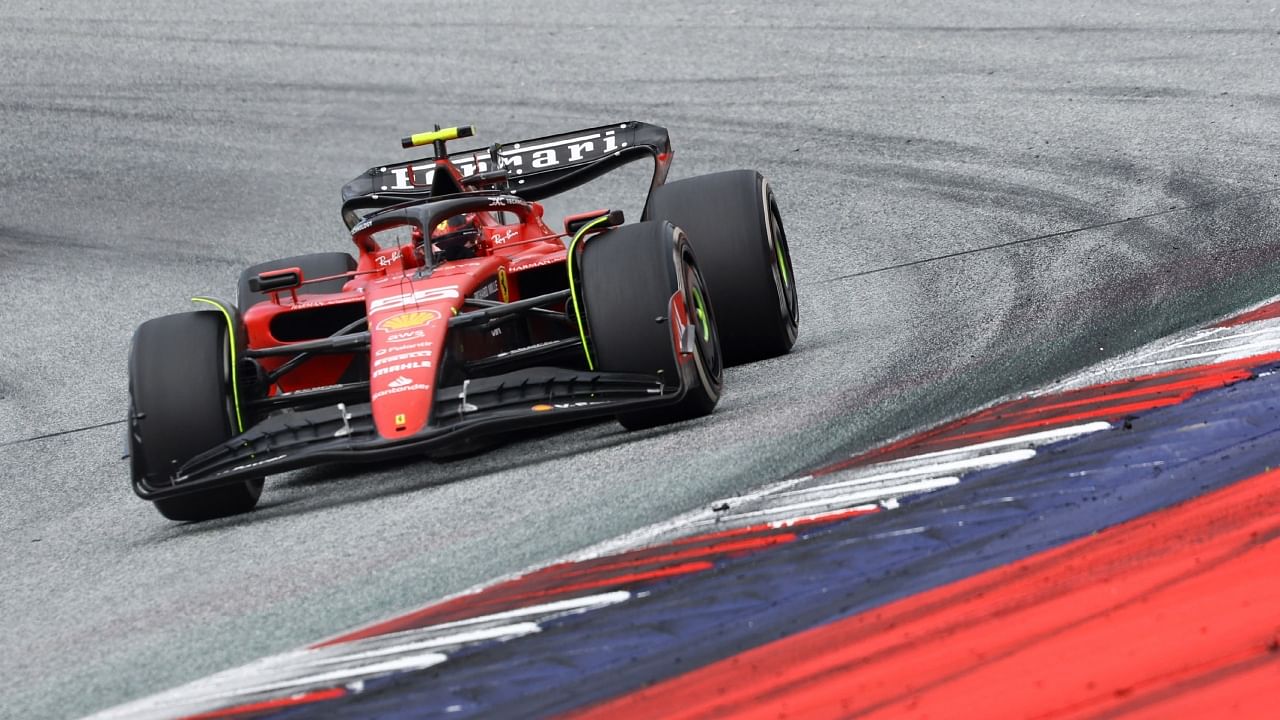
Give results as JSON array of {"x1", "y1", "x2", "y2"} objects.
[{"x1": 275, "y1": 365, "x2": 1280, "y2": 719}]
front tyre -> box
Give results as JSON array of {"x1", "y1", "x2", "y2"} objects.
[
  {"x1": 128, "y1": 311, "x2": 263, "y2": 521},
  {"x1": 579, "y1": 220, "x2": 723, "y2": 430}
]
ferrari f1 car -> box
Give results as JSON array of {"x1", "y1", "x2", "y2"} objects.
[{"x1": 127, "y1": 121, "x2": 798, "y2": 521}]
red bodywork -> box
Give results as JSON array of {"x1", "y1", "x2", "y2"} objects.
[{"x1": 242, "y1": 159, "x2": 570, "y2": 441}]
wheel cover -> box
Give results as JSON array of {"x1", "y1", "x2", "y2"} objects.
[
  {"x1": 684, "y1": 257, "x2": 723, "y2": 391},
  {"x1": 766, "y1": 195, "x2": 800, "y2": 331}
]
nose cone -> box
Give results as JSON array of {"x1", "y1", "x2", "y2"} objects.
[{"x1": 368, "y1": 309, "x2": 444, "y2": 438}]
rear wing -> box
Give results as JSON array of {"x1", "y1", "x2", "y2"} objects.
[{"x1": 340, "y1": 120, "x2": 672, "y2": 228}]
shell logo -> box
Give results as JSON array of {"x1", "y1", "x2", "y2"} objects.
[{"x1": 376, "y1": 310, "x2": 440, "y2": 333}]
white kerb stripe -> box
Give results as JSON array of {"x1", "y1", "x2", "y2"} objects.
[
  {"x1": 780, "y1": 448, "x2": 1035, "y2": 498},
  {"x1": 716, "y1": 477, "x2": 961, "y2": 523},
  {"x1": 224, "y1": 651, "x2": 450, "y2": 699},
  {"x1": 365, "y1": 590, "x2": 632, "y2": 640},
  {"x1": 1118, "y1": 339, "x2": 1280, "y2": 371},
  {"x1": 306, "y1": 622, "x2": 541, "y2": 667},
  {"x1": 767, "y1": 504, "x2": 880, "y2": 527},
  {"x1": 899, "y1": 422, "x2": 1111, "y2": 462},
  {"x1": 1170, "y1": 325, "x2": 1280, "y2": 349},
  {"x1": 572, "y1": 474, "x2": 817, "y2": 560}
]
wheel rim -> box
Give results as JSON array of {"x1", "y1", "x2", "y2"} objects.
[
  {"x1": 684, "y1": 256, "x2": 723, "y2": 391},
  {"x1": 767, "y1": 196, "x2": 800, "y2": 331}
]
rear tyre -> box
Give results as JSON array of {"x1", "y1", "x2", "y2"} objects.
[
  {"x1": 237, "y1": 252, "x2": 357, "y2": 310},
  {"x1": 579, "y1": 221, "x2": 723, "y2": 430},
  {"x1": 128, "y1": 311, "x2": 263, "y2": 521},
  {"x1": 644, "y1": 169, "x2": 798, "y2": 365}
]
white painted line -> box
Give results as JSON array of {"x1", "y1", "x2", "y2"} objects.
[
  {"x1": 1124, "y1": 327, "x2": 1223, "y2": 362},
  {"x1": 1116, "y1": 338, "x2": 1280, "y2": 372},
  {"x1": 306, "y1": 622, "x2": 541, "y2": 667},
  {"x1": 766, "y1": 504, "x2": 880, "y2": 527},
  {"x1": 225, "y1": 650, "x2": 451, "y2": 699},
  {"x1": 1216, "y1": 342, "x2": 1280, "y2": 362},
  {"x1": 710, "y1": 477, "x2": 961, "y2": 524},
  {"x1": 896, "y1": 422, "x2": 1111, "y2": 462},
  {"x1": 1164, "y1": 325, "x2": 1280, "y2": 350},
  {"x1": 361, "y1": 591, "x2": 632, "y2": 641},
  {"x1": 87, "y1": 621, "x2": 546, "y2": 719},
  {"x1": 571, "y1": 474, "x2": 818, "y2": 559},
  {"x1": 777, "y1": 449, "x2": 1035, "y2": 498}
]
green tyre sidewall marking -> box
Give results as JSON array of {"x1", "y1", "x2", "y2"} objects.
[
  {"x1": 774, "y1": 224, "x2": 790, "y2": 288},
  {"x1": 692, "y1": 285, "x2": 711, "y2": 342},
  {"x1": 190, "y1": 297, "x2": 244, "y2": 433},
  {"x1": 567, "y1": 214, "x2": 613, "y2": 370}
]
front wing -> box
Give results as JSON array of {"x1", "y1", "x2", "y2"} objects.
[{"x1": 132, "y1": 367, "x2": 686, "y2": 501}]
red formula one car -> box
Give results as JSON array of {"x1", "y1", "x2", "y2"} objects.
[{"x1": 127, "y1": 122, "x2": 798, "y2": 521}]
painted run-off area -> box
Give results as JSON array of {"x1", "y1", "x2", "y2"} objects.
[{"x1": 571, "y1": 465, "x2": 1280, "y2": 720}]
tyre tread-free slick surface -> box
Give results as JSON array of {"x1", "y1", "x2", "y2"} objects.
[
  {"x1": 645, "y1": 169, "x2": 798, "y2": 365},
  {"x1": 579, "y1": 220, "x2": 723, "y2": 430},
  {"x1": 128, "y1": 311, "x2": 263, "y2": 521}
]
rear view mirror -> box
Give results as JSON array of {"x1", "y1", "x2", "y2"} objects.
[
  {"x1": 564, "y1": 208, "x2": 625, "y2": 236},
  {"x1": 248, "y1": 268, "x2": 302, "y2": 293}
]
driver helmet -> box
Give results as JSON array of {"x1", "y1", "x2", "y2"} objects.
[{"x1": 429, "y1": 213, "x2": 480, "y2": 261}]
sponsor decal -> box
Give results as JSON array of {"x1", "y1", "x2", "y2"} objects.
[
  {"x1": 372, "y1": 382, "x2": 431, "y2": 401},
  {"x1": 495, "y1": 339, "x2": 557, "y2": 358},
  {"x1": 531, "y1": 401, "x2": 609, "y2": 412},
  {"x1": 376, "y1": 249, "x2": 403, "y2": 267},
  {"x1": 385, "y1": 329, "x2": 426, "y2": 344},
  {"x1": 290, "y1": 296, "x2": 357, "y2": 310},
  {"x1": 373, "y1": 349, "x2": 433, "y2": 367},
  {"x1": 375, "y1": 339, "x2": 433, "y2": 356},
  {"x1": 491, "y1": 228, "x2": 519, "y2": 245},
  {"x1": 490, "y1": 194, "x2": 528, "y2": 208},
  {"x1": 380, "y1": 130, "x2": 620, "y2": 192},
  {"x1": 498, "y1": 266, "x2": 510, "y2": 302},
  {"x1": 388, "y1": 376, "x2": 413, "y2": 388},
  {"x1": 394, "y1": 413, "x2": 407, "y2": 426},
  {"x1": 286, "y1": 383, "x2": 341, "y2": 395},
  {"x1": 511, "y1": 255, "x2": 562, "y2": 272},
  {"x1": 351, "y1": 218, "x2": 373, "y2": 235},
  {"x1": 474, "y1": 280, "x2": 499, "y2": 301},
  {"x1": 369, "y1": 285, "x2": 460, "y2": 313},
  {"x1": 372, "y1": 361, "x2": 431, "y2": 378},
  {"x1": 376, "y1": 310, "x2": 440, "y2": 333}
]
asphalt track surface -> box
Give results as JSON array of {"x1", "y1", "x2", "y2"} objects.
[{"x1": 1, "y1": 2, "x2": 1278, "y2": 718}]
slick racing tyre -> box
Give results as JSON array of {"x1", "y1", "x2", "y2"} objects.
[
  {"x1": 579, "y1": 220, "x2": 723, "y2": 430},
  {"x1": 237, "y1": 252, "x2": 357, "y2": 310},
  {"x1": 644, "y1": 169, "x2": 798, "y2": 365},
  {"x1": 128, "y1": 311, "x2": 263, "y2": 521}
]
